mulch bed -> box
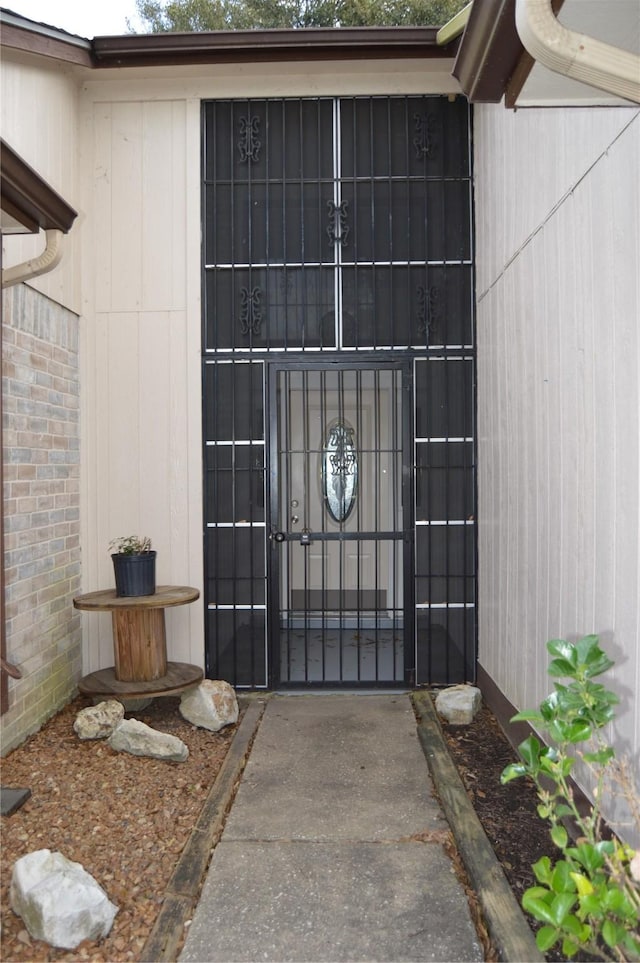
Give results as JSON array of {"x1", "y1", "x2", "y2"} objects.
[
  {"x1": 0, "y1": 696, "x2": 238, "y2": 963},
  {"x1": 440, "y1": 705, "x2": 553, "y2": 902},
  {"x1": 439, "y1": 703, "x2": 567, "y2": 962}
]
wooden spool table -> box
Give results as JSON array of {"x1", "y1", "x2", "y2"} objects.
[{"x1": 74, "y1": 585, "x2": 203, "y2": 698}]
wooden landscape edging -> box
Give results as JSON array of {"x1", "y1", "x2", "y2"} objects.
[
  {"x1": 140, "y1": 697, "x2": 267, "y2": 963},
  {"x1": 412, "y1": 691, "x2": 544, "y2": 963}
]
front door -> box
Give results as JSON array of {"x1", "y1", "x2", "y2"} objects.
[{"x1": 270, "y1": 364, "x2": 410, "y2": 685}]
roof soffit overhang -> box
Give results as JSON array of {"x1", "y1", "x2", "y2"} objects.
[
  {"x1": 452, "y1": 0, "x2": 564, "y2": 104},
  {"x1": 0, "y1": 12, "x2": 459, "y2": 69},
  {"x1": 1, "y1": 139, "x2": 77, "y2": 234}
]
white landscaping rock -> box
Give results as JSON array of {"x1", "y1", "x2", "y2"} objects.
[
  {"x1": 435, "y1": 684, "x2": 482, "y2": 725},
  {"x1": 10, "y1": 849, "x2": 118, "y2": 950},
  {"x1": 179, "y1": 680, "x2": 239, "y2": 732},
  {"x1": 108, "y1": 718, "x2": 188, "y2": 762},
  {"x1": 74, "y1": 700, "x2": 124, "y2": 740}
]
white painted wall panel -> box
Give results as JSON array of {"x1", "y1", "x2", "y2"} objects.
[
  {"x1": 474, "y1": 106, "x2": 639, "y2": 299},
  {"x1": 0, "y1": 55, "x2": 81, "y2": 312},
  {"x1": 476, "y1": 104, "x2": 640, "y2": 841},
  {"x1": 80, "y1": 94, "x2": 203, "y2": 669}
]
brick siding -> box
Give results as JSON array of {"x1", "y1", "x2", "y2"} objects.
[{"x1": 2, "y1": 283, "x2": 81, "y2": 754}]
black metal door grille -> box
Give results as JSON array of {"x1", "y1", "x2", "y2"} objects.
[
  {"x1": 202, "y1": 95, "x2": 475, "y2": 688},
  {"x1": 270, "y1": 365, "x2": 409, "y2": 685}
]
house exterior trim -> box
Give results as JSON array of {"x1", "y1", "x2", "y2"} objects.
[
  {"x1": 0, "y1": 13, "x2": 458, "y2": 70},
  {"x1": 0, "y1": 139, "x2": 77, "y2": 235},
  {"x1": 0, "y1": 15, "x2": 93, "y2": 67},
  {"x1": 452, "y1": 0, "x2": 564, "y2": 103}
]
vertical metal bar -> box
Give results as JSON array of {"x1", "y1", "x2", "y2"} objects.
[
  {"x1": 355, "y1": 368, "x2": 363, "y2": 680},
  {"x1": 374, "y1": 368, "x2": 382, "y2": 679},
  {"x1": 267, "y1": 364, "x2": 280, "y2": 687},
  {"x1": 230, "y1": 103, "x2": 237, "y2": 354},
  {"x1": 298, "y1": 99, "x2": 304, "y2": 350},
  {"x1": 334, "y1": 99, "x2": 343, "y2": 350},
  {"x1": 320, "y1": 368, "x2": 328, "y2": 681},
  {"x1": 404, "y1": 361, "x2": 416, "y2": 685},
  {"x1": 404, "y1": 97, "x2": 412, "y2": 351},
  {"x1": 302, "y1": 368, "x2": 311, "y2": 681}
]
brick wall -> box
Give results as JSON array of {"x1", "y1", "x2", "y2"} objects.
[{"x1": 1, "y1": 283, "x2": 81, "y2": 754}]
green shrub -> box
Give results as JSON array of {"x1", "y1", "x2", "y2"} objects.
[{"x1": 501, "y1": 635, "x2": 640, "y2": 960}]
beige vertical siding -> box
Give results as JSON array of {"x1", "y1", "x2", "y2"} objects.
[
  {"x1": 475, "y1": 104, "x2": 640, "y2": 840},
  {"x1": 0, "y1": 56, "x2": 81, "y2": 313},
  {"x1": 79, "y1": 96, "x2": 204, "y2": 670}
]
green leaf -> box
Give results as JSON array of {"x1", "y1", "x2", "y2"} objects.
[
  {"x1": 540, "y1": 689, "x2": 561, "y2": 718},
  {"x1": 510, "y1": 709, "x2": 544, "y2": 724},
  {"x1": 500, "y1": 762, "x2": 527, "y2": 784},
  {"x1": 561, "y1": 937, "x2": 579, "y2": 957},
  {"x1": 602, "y1": 919, "x2": 624, "y2": 948},
  {"x1": 562, "y1": 914, "x2": 588, "y2": 939},
  {"x1": 535, "y1": 926, "x2": 559, "y2": 952},
  {"x1": 549, "y1": 657, "x2": 579, "y2": 678},
  {"x1": 565, "y1": 721, "x2": 592, "y2": 743},
  {"x1": 547, "y1": 638, "x2": 577, "y2": 664},
  {"x1": 573, "y1": 843, "x2": 604, "y2": 873},
  {"x1": 532, "y1": 857, "x2": 553, "y2": 885},
  {"x1": 550, "y1": 892, "x2": 577, "y2": 925},
  {"x1": 580, "y1": 893, "x2": 606, "y2": 918},
  {"x1": 522, "y1": 893, "x2": 557, "y2": 926},
  {"x1": 517, "y1": 734, "x2": 542, "y2": 768},
  {"x1": 623, "y1": 932, "x2": 640, "y2": 955},
  {"x1": 551, "y1": 861, "x2": 575, "y2": 893},
  {"x1": 577, "y1": 635, "x2": 615, "y2": 678},
  {"x1": 551, "y1": 824, "x2": 569, "y2": 849},
  {"x1": 602, "y1": 886, "x2": 629, "y2": 914},
  {"x1": 569, "y1": 872, "x2": 594, "y2": 897},
  {"x1": 583, "y1": 747, "x2": 615, "y2": 764}
]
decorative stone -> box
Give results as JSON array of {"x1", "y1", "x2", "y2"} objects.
[
  {"x1": 74, "y1": 700, "x2": 124, "y2": 740},
  {"x1": 108, "y1": 718, "x2": 188, "y2": 762},
  {"x1": 435, "y1": 685, "x2": 482, "y2": 725},
  {"x1": 179, "y1": 680, "x2": 239, "y2": 732},
  {"x1": 10, "y1": 849, "x2": 118, "y2": 950}
]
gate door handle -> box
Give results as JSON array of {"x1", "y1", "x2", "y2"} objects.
[{"x1": 270, "y1": 531, "x2": 286, "y2": 543}]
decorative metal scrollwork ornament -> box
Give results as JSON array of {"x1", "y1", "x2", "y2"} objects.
[
  {"x1": 238, "y1": 115, "x2": 261, "y2": 163},
  {"x1": 413, "y1": 113, "x2": 435, "y2": 160},
  {"x1": 239, "y1": 286, "x2": 263, "y2": 336},
  {"x1": 321, "y1": 421, "x2": 358, "y2": 523},
  {"x1": 327, "y1": 200, "x2": 349, "y2": 246},
  {"x1": 417, "y1": 285, "x2": 440, "y2": 340}
]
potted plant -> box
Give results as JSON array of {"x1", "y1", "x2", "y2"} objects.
[{"x1": 109, "y1": 536, "x2": 156, "y2": 597}]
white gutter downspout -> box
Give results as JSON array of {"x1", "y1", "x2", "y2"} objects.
[
  {"x1": 515, "y1": 0, "x2": 640, "y2": 104},
  {"x1": 1, "y1": 229, "x2": 64, "y2": 289}
]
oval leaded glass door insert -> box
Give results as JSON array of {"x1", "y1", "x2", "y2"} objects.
[{"x1": 322, "y1": 421, "x2": 358, "y2": 523}]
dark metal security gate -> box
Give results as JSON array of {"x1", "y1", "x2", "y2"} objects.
[
  {"x1": 202, "y1": 95, "x2": 476, "y2": 688},
  {"x1": 270, "y1": 365, "x2": 410, "y2": 684}
]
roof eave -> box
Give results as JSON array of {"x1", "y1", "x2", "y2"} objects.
[
  {"x1": 1, "y1": 139, "x2": 77, "y2": 234},
  {"x1": 0, "y1": 13, "x2": 458, "y2": 70},
  {"x1": 91, "y1": 26, "x2": 455, "y2": 68},
  {"x1": 452, "y1": 0, "x2": 565, "y2": 104}
]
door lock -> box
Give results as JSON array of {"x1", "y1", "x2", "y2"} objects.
[
  {"x1": 300, "y1": 528, "x2": 312, "y2": 546},
  {"x1": 271, "y1": 531, "x2": 286, "y2": 543}
]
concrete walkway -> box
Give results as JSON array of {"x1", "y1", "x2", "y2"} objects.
[{"x1": 179, "y1": 694, "x2": 483, "y2": 963}]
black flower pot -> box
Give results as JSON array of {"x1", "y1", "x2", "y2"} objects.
[{"x1": 111, "y1": 551, "x2": 157, "y2": 597}]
